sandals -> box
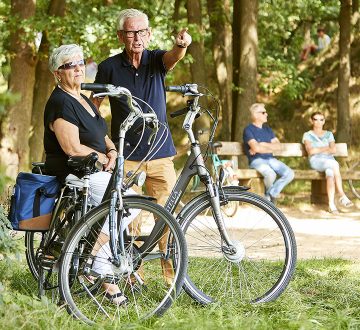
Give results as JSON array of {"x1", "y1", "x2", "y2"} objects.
[
  {"x1": 328, "y1": 207, "x2": 339, "y2": 215},
  {"x1": 105, "y1": 291, "x2": 128, "y2": 306},
  {"x1": 339, "y1": 196, "x2": 354, "y2": 208}
]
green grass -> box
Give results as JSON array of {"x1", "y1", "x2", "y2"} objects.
[{"x1": 1, "y1": 252, "x2": 360, "y2": 329}]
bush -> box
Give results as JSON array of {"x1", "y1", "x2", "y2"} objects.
[{"x1": 0, "y1": 205, "x2": 18, "y2": 258}]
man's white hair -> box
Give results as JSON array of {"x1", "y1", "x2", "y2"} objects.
[
  {"x1": 249, "y1": 103, "x2": 265, "y2": 114},
  {"x1": 116, "y1": 9, "x2": 149, "y2": 31}
]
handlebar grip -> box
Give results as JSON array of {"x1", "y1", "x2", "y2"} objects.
[
  {"x1": 81, "y1": 83, "x2": 110, "y2": 92},
  {"x1": 170, "y1": 107, "x2": 188, "y2": 118},
  {"x1": 166, "y1": 85, "x2": 188, "y2": 93}
]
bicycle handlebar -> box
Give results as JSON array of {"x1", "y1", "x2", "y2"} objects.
[
  {"x1": 81, "y1": 83, "x2": 111, "y2": 92},
  {"x1": 166, "y1": 84, "x2": 201, "y2": 96}
]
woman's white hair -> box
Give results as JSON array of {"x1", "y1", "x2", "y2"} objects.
[
  {"x1": 116, "y1": 8, "x2": 149, "y2": 31},
  {"x1": 49, "y1": 44, "x2": 83, "y2": 83}
]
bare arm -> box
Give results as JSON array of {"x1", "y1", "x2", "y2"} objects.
[
  {"x1": 163, "y1": 28, "x2": 192, "y2": 71},
  {"x1": 248, "y1": 137, "x2": 281, "y2": 155},
  {"x1": 52, "y1": 118, "x2": 109, "y2": 165},
  {"x1": 303, "y1": 139, "x2": 334, "y2": 156},
  {"x1": 104, "y1": 135, "x2": 117, "y2": 171}
]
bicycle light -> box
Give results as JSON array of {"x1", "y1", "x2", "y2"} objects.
[{"x1": 134, "y1": 171, "x2": 146, "y2": 187}]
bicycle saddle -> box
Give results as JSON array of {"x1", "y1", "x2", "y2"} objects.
[
  {"x1": 68, "y1": 152, "x2": 102, "y2": 172},
  {"x1": 32, "y1": 162, "x2": 46, "y2": 175}
]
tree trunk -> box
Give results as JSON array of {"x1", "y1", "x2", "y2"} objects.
[
  {"x1": 207, "y1": 0, "x2": 232, "y2": 140},
  {"x1": 0, "y1": 0, "x2": 36, "y2": 178},
  {"x1": 303, "y1": 21, "x2": 312, "y2": 48},
  {"x1": 29, "y1": 0, "x2": 66, "y2": 164},
  {"x1": 353, "y1": 0, "x2": 358, "y2": 13},
  {"x1": 353, "y1": 0, "x2": 359, "y2": 31},
  {"x1": 186, "y1": 0, "x2": 210, "y2": 143},
  {"x1": 231, "y1": 0, "x2": 258, "y2": 144},
  {"x1": 337, "y1": 0, "x2": 352, "y2": 143}
]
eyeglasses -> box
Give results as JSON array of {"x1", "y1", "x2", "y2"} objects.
[
  {"x1": 121, "y1": 28, "x2": 149, "y2": 38},
  {"x1": 312, "y1": 118, "x2": 325, "y2": 121},
  {"x1": 58, "y1": 59, "x2": 85, "y2": 70}
]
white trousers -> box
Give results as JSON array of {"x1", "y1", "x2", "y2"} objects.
[{"x1": 66, "y1": 171, "x2": 139, "y2": 275}]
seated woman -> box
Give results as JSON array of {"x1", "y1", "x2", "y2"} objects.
[
  {"x1": 302, "y1": 112, "x2": 353, "y2": 214},
  {"x1": 44, "y1": 44, "x2": 126, "y2": 305}
]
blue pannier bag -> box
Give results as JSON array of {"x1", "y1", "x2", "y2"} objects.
[{"x1": 8, "y1": 172, "x2": 60, "y2": 231}]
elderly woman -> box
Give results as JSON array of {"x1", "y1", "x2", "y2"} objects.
[
  {"x1": 302, "y1": 111, "x2": 353, "y2": 214},
  {"x1": 44, "y1": 44, "x2": 126, "y2": 305}
]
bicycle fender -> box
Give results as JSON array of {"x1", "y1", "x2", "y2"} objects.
[
  {"x1": 176, "y1": 186, "x2": 249, "y2": 222},
  {"x1": 122, "y1": 194, "x2": 157, "y2": 201}
]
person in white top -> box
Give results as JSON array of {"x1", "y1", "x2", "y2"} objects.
[
  {"x1": 302, "y1": 111, "x2": 353, "y2": 214},
  {"x1": 300, "y1": 27, "x2": 331, "y2": 61}
]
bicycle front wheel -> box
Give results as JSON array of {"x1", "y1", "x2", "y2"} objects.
[
  {"x1": 179, "y1": 187, "x2": 296, "y2": 305},
  {"x1": 59, "y1": 196, "x2": 187, "y2": 325}
]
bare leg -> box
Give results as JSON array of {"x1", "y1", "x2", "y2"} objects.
[
  {"x1": 91, "y1": 233, "x2": 126, "y2": 303},
  {"x1": 327, "y1": 176, "x2": 336, "y2": 210},
  {"x1": 332, "y1": 164, "x2": 346, "y2": 196}
]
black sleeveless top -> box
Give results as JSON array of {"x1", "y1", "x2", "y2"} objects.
[{"x1": 44, "y1": 86, "x2": 107, "y2": 180}]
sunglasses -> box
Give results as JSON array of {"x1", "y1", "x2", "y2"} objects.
[
  {"x1": 58, "y1": 59, "x2": 85, "y2": 70},
  {"x1": 312, "y1": 118, "x2": 325, "y2": 121}
]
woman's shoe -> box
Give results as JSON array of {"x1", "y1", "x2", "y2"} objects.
[
  {"x1": 105, "y1": 291, "x2": 128, "y2": 306},
  {"x1": 339, "y1": 195, "x2": 354, "y2": 207},
  {"x1": 328, "y1": 206, "x2": 339, "y2": 214}
]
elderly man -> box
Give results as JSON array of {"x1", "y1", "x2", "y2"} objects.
[
  {"x1": 91, "y1": 8, "x2": 192, "y2": 285},
  {"x1": 243, "y1": 103, "x2": 294, "y2": 203}
]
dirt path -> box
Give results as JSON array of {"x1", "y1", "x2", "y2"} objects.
[{"x1": 280, "y1": 203, "x2": 360, "y2": 260}]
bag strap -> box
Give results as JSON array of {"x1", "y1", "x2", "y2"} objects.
[{"x1": 33, "y1": 188, "x2": 58, "y2": 217}]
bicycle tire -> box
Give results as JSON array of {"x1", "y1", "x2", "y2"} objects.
[
  {"x1": 178, "y1": 186, "x2": 297, "y2": 305},
  {"x1": 348, "y1": 161, "x2": 360, "y2": 199},
  {"x1": 59, "y1": 196, "x2": 187, "y2": 325}
]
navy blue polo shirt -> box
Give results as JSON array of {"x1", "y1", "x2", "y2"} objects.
[
  {"x1": 243, "y1": 123, "x2": 275, "y2": 164},
  {"x1": 95, "y1": 49, "x2": 176, "y2": 161}
]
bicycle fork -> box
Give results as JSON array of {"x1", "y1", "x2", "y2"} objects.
[{"x1": 192, "y1": 145, "x2": 235, "y2": 252}]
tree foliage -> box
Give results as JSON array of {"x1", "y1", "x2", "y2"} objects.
[
  {"x1": 0, "y1": 0, "x2": 354, "y2": 173},
  {"x1": 258, "y1": 0, "x2": 340, "y2": 98}
]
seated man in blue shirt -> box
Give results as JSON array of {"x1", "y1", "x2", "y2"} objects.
[
  {"x1": 243, "y1": 103, "x2": 294, "y2": 203},
  {"x1": 91, "y1": 8, "x2": 192, "y2": 286}
]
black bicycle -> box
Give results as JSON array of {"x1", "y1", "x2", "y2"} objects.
[{"x1": 56, "y1": 84, "x2": 188, "y2": 325}]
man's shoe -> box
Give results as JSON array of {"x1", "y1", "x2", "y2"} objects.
[{"x1": 270, "y1": 195, "x2": 277, "y2": 205}]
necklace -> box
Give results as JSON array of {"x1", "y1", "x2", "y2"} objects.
[{"x1": 58, "y1": 85, "x2": 83, "y2": 100}]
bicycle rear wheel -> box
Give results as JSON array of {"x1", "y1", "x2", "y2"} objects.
[
  {"x1": 348, "y1": 161, "x2": 360, "y2": 199},
  {"x1": 59, "y1": 196, "x2": 187, "y2": 325},
  {"x1": 25, "y1": 195, "x2": 75, "y2": 280},
  {"x1": 222, "y1": 177, "x2": 239, "y2": 217},
  {"x1": 25, "y1": 231, "x2": 43, "y2": 280},
  {"x1": 178, "y1": 187, "x2": 296, "y2": 305}
]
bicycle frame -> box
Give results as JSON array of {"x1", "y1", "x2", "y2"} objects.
[{"x1": 163, "y1": 85, "x2": 236, "y2": 247}]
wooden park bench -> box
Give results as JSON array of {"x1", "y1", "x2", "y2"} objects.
[{"x1": 214, "y1": 142, "x2": 360, "y2": 204}]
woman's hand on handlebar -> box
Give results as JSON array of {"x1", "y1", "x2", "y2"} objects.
[{"x1": 103, "y1": 151, "x2": 116, "y2": 172}]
